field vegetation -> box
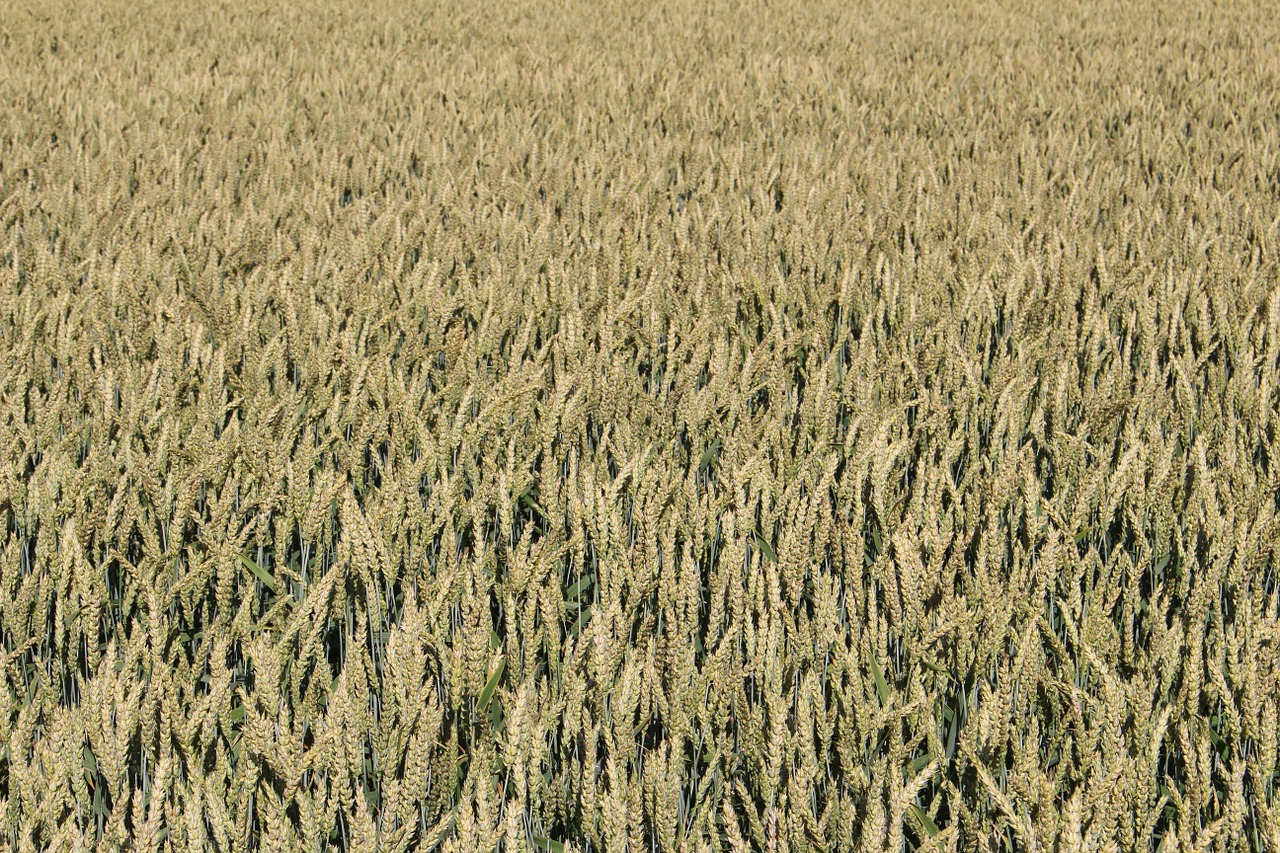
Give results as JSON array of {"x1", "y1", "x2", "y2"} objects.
[{"x1": 3, "y1": 0, "x2": 1280, "y2": 849}]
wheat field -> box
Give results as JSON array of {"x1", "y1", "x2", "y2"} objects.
[{"x1": 2, "y1": 0, "x2": 1280, "y2": 850}]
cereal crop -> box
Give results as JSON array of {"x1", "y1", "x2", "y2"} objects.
[{"x1": 3, "y1": 0, "x2": 1280, "y2": 850}]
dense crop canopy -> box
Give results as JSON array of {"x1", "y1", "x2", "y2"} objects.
[{"x1": 3, "y1": 0, "x2": 1280, "y2": 850}]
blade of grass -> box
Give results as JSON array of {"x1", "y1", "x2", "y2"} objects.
[
  {"x1": 698, "y1": 438, "x2": 720, "y2": 472},
  {"x1": 908, "y1": 804, "x2": 940, "y2": 838},
  {"x1": 479, "y1": 657, "x2": 505, "y2": 712},
  {"x1": 870, "y1": 653, "x2": 890, "y2": 706},
  {"x1": 754, "y1": 530, "x2": 777, "y2": 564},
  {"x1": 238, "y1": 555, "x2": 276, "y2": 591}
]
